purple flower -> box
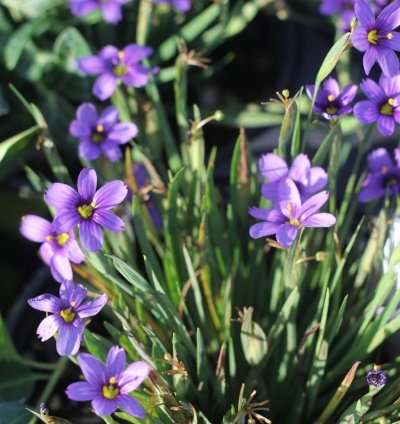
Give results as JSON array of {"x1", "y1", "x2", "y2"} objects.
[
  {"x1": 306, "y1": 77, "x2": 357, "y2": 120},
  {"x1": 20, "y1": 215, "x2": 84, "y2": 283},
  {"x1": 352, "y1": 0, "x2": 400, "y2": 76},
  {"x1": 28, "y1": 281, "x2": 107, "y2": 356},
  {"x1": 66, "y1": 346, "x2": 150, "y2": 417},
  {"x1": 249, "y1": 178, "x2": 336, "y2": 247},
  {"x1": 78, "y1": 45, "x2": 155, "y2": 100},
  {"x1": 366, "y1": 368, "x2": 387, "y2": 387},
  {"x1": 133, "y1": 164, "x2": 162, "y2": 230},
  {"x1": 155, "y1": 0, "x2": 191, "y2": 12},
  {"x1": 44, "y1": 168, "x2": 128, "y2": 252},
  {"x1": 259, "y1": 153, "x2": 328, "y2": 204},
  {"x1": 69, "y1": 0, "x2": 130, "y2": 23},
  {"x1": 70, "y1": 103, "x2": 138, "y2": 162},
  {"x1": 320, "y1": 0, "x2": 355, "y2": 32},
  {"x1": 354, "y1": 75, "x2": 400, "y2": 136},
  {"x1": 359, "y1": 147, "x2": 400, "y2": 201}
]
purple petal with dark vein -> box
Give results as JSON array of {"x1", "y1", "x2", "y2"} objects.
[
  {"x1": 352, "y1": 27, "x2": 369, "y2": 52},
  {"x1": 360, "y1": 78, "x2": 385, "y2": 100},
  {"x1": 303, "y1": 213, "x2": 336, "y2": 228},
  {"x1": 118, "y1": 395, "x2": 145, "y2": 418},
  {"x1": 354, "y1": 0, "x2": 375, "y2": 27},
  {"x1": 93, "y1": 209, "x2": 125, "y2": 232},
  {"x1": 53, "y1": 210, "x2": 81, "y2": 233},
  {"x1": 28, "y1": 294, "x2": 61, "y2": 313},
  {"x1": 79, "y1": 221, "x2": 104, "y2": 252},
  {"x1": 377, "y1": 116, "x2": 396, "y2": 135},
  {"x1": 278, "y1": 178, "x2": 302, "y2": 218},
  {"x1": 45, "y1": 183, "x2": 79, "y2": 210},
  {"x1": 78, "y1": 294, "x2": 107, "y2": 318},
  {"x1": 78, "y1": 353, "x2": 106, "y2": 385},
  {"x1": 66, "y1": 381, "x2": 98, "y2": 401},
  {"x1": 363, "y1": 47, "x2": 378, "y2": 75},
  {"x1": 338, "y1": 84, "x2": 358, "y2": 104},
  {"x1": 56, "y1": 323, "x2": 84, "y2": 356},
  {"x1": 37, "y1": 315, "x2": 59, "y2": 342},
  {"x1": 93, "y1": 181, "x2": 128, "y2": 209},
  {"x1": 377, "y1": 48, "x2": 400, "y2": 76},
  {"x1": 20, "y1": 215, "x2": 52, "y2": 242},
  {"x1": 354, "y1": 101, "x2": 379, "y2": 124},
  {"x1": 105, "y1": 346, "x2": 126, "y2": 378},
  {"x1": 119, "y1": 361, "x2": 151, "y2": 393},
  {"x1": 78, "y1": 168, "x2": 97, "y2": 201}
]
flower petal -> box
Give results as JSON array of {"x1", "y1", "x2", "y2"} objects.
[
  {"x1": 66, "y1": 382, "x2": 98, "y2": 401},
  {"x1": 117, "y1": 395, "x2": 145, "y2": 418},
  {"x1": 39, "y1": 242, "x2": 55, "y2": 266},
  {"x1": 275, "y1": 224, "x2": 299, "y2": 248},
  {"x1": 98, "y1": 106, "x2": 119, "y2": 128},
  {"x1": 363, "y1": 47, "x2": 378, "y2": 75},
  {"x1": 119, "y1": 361, "x2": 151, "y2": 393},
  {"x1": 56, "y1": 323, "x2": 84, "y2": 356},
  {"x1": 93, "y1": 181, "x2": 128, "y2": 209},
  {"x1": 79, "y1": 221, "x2": 104, "y2": 252},
  {"x1": 51, "y1": 254, "x2": 73, "y2": 281},
  {"x1": 79, "y1": 142, "x2": 101, "y2": 161},
  {"x1": 249, "y1": 222, "x2": 281, "y2": 239},
  {"x1": 93, "y1": 73, "x2": 117, "y2": 100},
  {"x1": 258, "y1": 153, "x2": 288, "y2": 182},
  {"x1": 78, "y1": 168, "x2": 97, "y2": 201},
  {"x1": 377, "y1": 116, "x2": 395, "y2": 136},
  {"x1": 289, "y1": 154, "x2": 310, "y2": 186},
  {"x1": 77, "y1": 103, "x2": 98, "y2": 126},
  {"x1": 78, "y1": 56, "x2": 105, "y2": 75},
  {"x1": 92, "y1": 398, "x2": 118, "y2": 416},
  {"x1": 248, "y1": 207, "x2": 285, "y2": 223},
  {"x1": 105, "y1": 346, "x2": 126, "y2": 378},
  {"x1": 67, "y1": 239, "x2": 85, "y2": 264},
  {"x1": 78, "y1": 294, "x2": 108, "y2": 319},
  {"x1": 354, "y1": 100, "x2": 379, "y2": 124},
  {"x1": 299, "y1": 191, "x2": 329, "y2": 221},
  {"x1": 93, "y1": 209, "x2": 125, "y2": 232},
  {"x1": 337, "y1": 84, "x2": 358, "y2": 105},
  {"x1": 101, "y1": 2, "x2": 122, "y2": 23},
  {"x1": 368, "y1": 148, "x2": 394, "y2": 171},
  {"x1": 123, "y1": 44, "x2": 153, "y2": 64},
  {"x1": 100, "y1": 140, "x2": 123, "y2": 162},
  {"x1": 37, "y1": 315, "x2": 59, "y2": 342},
  {"x1": 20, "y1": 215, "x2": 52, "y2": 242},
  {"x1": 121, "y1": 68, "x2": 150, "y2": 87},
  {"x1": 78, "y1": 353, "x2": 106, "y2": 385},
  {"x1": 352, "y1": 27, "x2": 369, "y2": 52},
  {"x1": 359, "y1": 174, "x2": 385, "y2": 202},
  {"x1": 60, "y1": 281, "x2": 87, "y2": 307},
  {"x1": 355, "y1": 0, "x2": 375, "y2": 27},
  {"x1": 278, "y1": 178, "x2": 302, "y2": 218},
  {"x1": 108, "y1": 122, "x2": 138, "y2": 143},
  {"x1": 302, "y1": 213, "x2": 336, "y2": 228},
  {"x1": 360, "y1": 78, "x2": 385, "y2": 100},
  {"x1": 53, "y1": 210, "x2": 81, "y2": 233},
  {"x1": 28, "y1": 294, "x2": 60, "y2": 313},
  {"x1": 377, "y1": 48, "x2": 400, "y2": 76},
  {"x1": 45, "y1": 183, "x2": 79, "y2": 210},
  {"x1": 306, "y1": 167, "x2": 328, "y2": 195}
]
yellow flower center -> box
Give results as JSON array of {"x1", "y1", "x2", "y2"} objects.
[
  {"x1": 56, "y1": 233, "x2": 70, "y2": 246},
  {"x1": 367, "y1": 29, "x2": 379, "y2": 45},
  {"x1": 327, "y1": 94, "x2": 336, "y2": 102},
  {"x1": 117, "y1": 50, "x2": 125, "y2": 60},
  {"x1": 102, "y1": 377, "x2": 119, "y2": 400},
  {"x1": 60, "y1": 308, "x2": 76, "y2": 323},
  {"x1": 326, "y1": 106, "x2": 338, "y2": 115},
  {"x1": 380, "y1": 98, "x2": 395, "y2": 116},
  {"x1": 77, "y1": 203, "x2": 95, "y2": 219},
  {"x1": 113, "y1": 64, "x2": 127, "y2": 77},
  {"x1": 289, "y1": 218, "x2": 300, "y2": 227},
  {"x1": 387, "y1": 32, "x2": 393, "y2": 40}
]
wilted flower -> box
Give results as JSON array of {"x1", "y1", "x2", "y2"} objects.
[
  {"x1": 70, "y1": 103, "x2": 138, "y2": 162},
  {"x1": 69, "y1": 0, "x2": 130, "y2": 23},
  {"x1": 20, "y1": 215, "x2": 84, "y2": 283},
  {"x1": 352, "y1": 0, "x2": 400, "y2": 76},
  {"x1": 249, "y1": 178, "x2": 336, "y2": 247},
  {"x1": 45, "y1": 168, "x2": 128, "y2": 252},
  {"x1": 133, "y1": 164, "x2": 162, "y2": 230},
  {"x1": 78, "y1": 45, "x2": 155, "y2": 100},
  {"x1": 155, "y1": 0, "x2": 191, "y2": 12},
  {"x1": 359, "y1": 147, "x2": 400, "y2": 201},
  {"x1": 259, "y1": 153, "x2": 327, "y2": 204},
  {"x1": 28, "y1": 281, "x2": 107, "y2": 356},
  {"x1": 306, "y1": 77, "x2": 357, "y2": 120},
  {"x1": 366, "y1": 367, "x2": 387, "y2": 387},
  {"x1": 66, "y1": 346, "x2": 150, "y2": 417},
  {"x1": 354, "y1": 75, "x2": 400, "y2": 136}
]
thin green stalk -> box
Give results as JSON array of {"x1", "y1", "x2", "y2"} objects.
[
  {"x1": 28, "y1": 357, "x2": 69, "y2": 424},
  {"x1": 19, "y1": 358, "x2": 58, "y2": 371}
]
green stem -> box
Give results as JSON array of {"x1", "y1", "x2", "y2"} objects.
[
  {"x1": 19, "y1": 358, "x2": 58, "y2": 371},
  {"x1": 28, "y1": 357, "x2": 69, "y2": 424}
]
